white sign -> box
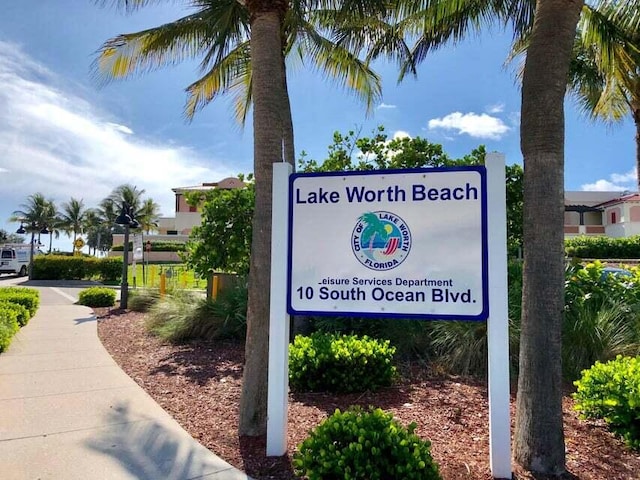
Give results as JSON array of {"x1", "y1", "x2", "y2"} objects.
[
  {"x1": 132, "y1": 233, "x2": 143, "y2": 261},
  {"x1": 288, "y1": 167, "x2": 488, "y2": 320}
]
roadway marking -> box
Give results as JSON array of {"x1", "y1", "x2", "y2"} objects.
[{"x1": 50, "y1": 287, "x2": 77, "y2": 303}]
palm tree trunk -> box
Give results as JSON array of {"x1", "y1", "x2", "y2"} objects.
[
  {"x1": 514, "y1": 0, "x2": 584, "y2": 475},
  {"x1": 634, "y1": 107, "x2": 640, "y2": 192},
  {"x1": 239, "y1": 1, "x2": 287, "y2": 437},
  {"x1": 281, "y1": 56, "x2": 295, "y2": 166}
]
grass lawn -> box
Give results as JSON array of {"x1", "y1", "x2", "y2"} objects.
[{"x1": 127, "y1": 263, "x2": 206, "y2": 290}]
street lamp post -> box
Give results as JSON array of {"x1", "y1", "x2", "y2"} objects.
[
  {"x1": 115, "y1": 203, "x2": 139, "y2": 309},
  {"x1": 16, "y1": 221, "x2": 48, "y2": 280}
]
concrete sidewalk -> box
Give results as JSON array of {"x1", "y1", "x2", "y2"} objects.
[{"x1": 0, "y1": 282, "x2": 252, "y2": 479}]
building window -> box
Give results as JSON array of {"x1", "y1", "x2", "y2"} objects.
[
  {"x1": 611, "y1": 211, "x2": 617, "y2": 224},
  {"x1": 167, "y1": 230, "x2": 178, "y2": 235}
]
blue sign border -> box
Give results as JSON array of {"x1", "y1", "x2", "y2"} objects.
[{"x1": 286, "y1": 166, "x2": 489, "y2": 321}]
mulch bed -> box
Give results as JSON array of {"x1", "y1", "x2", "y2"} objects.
[{"x1": 96, "y1": 308, "x2": 640, "y2": 479}]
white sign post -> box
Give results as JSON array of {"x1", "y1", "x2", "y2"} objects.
[
  {"x1": 485, "y1": 152, "x2": 511, "y2": 478},
  {"x1": 266, "y1": 162, "x2": 292, "y2": 456},
  {"x1": 267, "y1": 158, "x2": 511, "y2": 478}
]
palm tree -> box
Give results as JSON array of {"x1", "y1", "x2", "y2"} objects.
[
  {"x1": 138, "y1": 198, "x2": 161, "y2": 234},
  {"x1": 95, "y1": 0, "x2": 383, "y2": 436},
  {"x1": 84, "y1": 208, "x2": 113, "y2": 255},
  {"x1": 11, "y1": 193, "x2": 58, "y2": 252},
  {"x1": 340, "y1": 0, "x2": 584, "y2": 473},
  {"x1": 569, "y1": 4, "x2": 640, "y2": 191},
  {"x1": 108, "y1": 184, "x2": 145, "y2": 215},
  {"x1": 59, "y1": 198, "x2": 87, "y2": 250},
  {"x1": 508, "y1": 2, "x2": 640, "y2": 191}
]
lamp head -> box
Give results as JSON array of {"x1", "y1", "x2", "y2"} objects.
[
  {"x1": 114, "y1": 210, "x2": 132, "y2": 226},
  {"x1": 16, "y1": 224, "x2": 26, "y2": 234}
]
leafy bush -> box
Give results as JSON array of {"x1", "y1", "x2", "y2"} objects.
[
  {"x1": 0, "y1": 305, "x2": 20, "y2": 352},
  {"x1": 308, "y1": 315, "x2": 434, "y2": 361},
  {"x1": 128, "y1": 289, "x2": 161, "y2": 312},
  {"x1": 0, "y1": 287, "x2": 40, "y2": 317},
  {"x1": 565, "y1": 261, "x2": 640, "y2": 314},
  {"x1": 294, "y1": 406, "x2": 441, "y2": 480},
  {"x1": 0, "y1": 301, "x2": 30, "y2": 327},
  {"x1": 289, "y1": 332, "x2": 396, "y2": 393},
  {"x1": 31, "y1": 255, "x2": 122, "y2": 281},
  {"x1": 573, "y1": 356, "x2": 640, "y2": 449},
  {"x1": 77, "y1": 287, "x2": 116, "y2": 307}
]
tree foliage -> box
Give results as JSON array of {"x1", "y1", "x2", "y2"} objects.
[
  {"x1": 299, "y1": 126, "x2": 523, "y2": 253},
  {"x1": 183, "y1": 176, "x2": 254, "y2": 277}
]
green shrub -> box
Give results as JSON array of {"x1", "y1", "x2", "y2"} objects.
[
  {"x1": 145, "y1": 291, "x2": 206, "y2": 342},
  {"x1": 0, "y1": 305, "x2": 20, "y2": 352},
  {"x1": 78, "y1": 287, "x2": 116, "y2": 307},
  {"x1": 308, "y1": 315, "x2": 434, "y2": 361},
  {"x1": 31, "y1": 255, "x2": 122, "y2": 281},
  {"x1": 111, "y1": 241, "x2": 185, "y2": 252},
  {"x1": 573, "y1": 355, "x2": 640, "y2": 449},
  {"x1": 289, "y1": 332, "x2": 396, "y2": 393},
  {"x1": 98, "y1": 258, "x2": 123, "y2": 282},
  {"x1": 128, "y1": 289, "x2": 161, "y2": 312},
  {"x1": 145, "y1": 286, "x2": 247, "y2": 343},
  {"x1": 563, "y1": 301, "x2": 640, "y2": 381},
  {"x1": 0, "y1": 287, "x2": 40, "y2": 317},
  {"x1": 566, "y1": 235, "x2": 640, "y2": 259},
  {"x1": 0, "y1": 301, "x2": 30, "y2": 327},
  {"x1": 294, "y1": 406, "x2": 441, "y2": 480}
]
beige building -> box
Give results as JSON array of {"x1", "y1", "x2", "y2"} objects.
[
  {"x1": 565, "y1": 190, "x2": 640, "y2": 238},
  {"x1": 112, "y1": 177, "x2": 246, "y2": 261}
]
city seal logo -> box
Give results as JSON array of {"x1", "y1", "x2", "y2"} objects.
[{"x1": 352, "y1": 211, "x2": 412, "y2": 271}]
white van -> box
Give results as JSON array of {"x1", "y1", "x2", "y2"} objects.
[{"x1": 0, "y1": 244, "x2": 32, "y2": 276}]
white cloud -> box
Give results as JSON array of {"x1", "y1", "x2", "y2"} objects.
[
  {"x1": 581, "y1": 180, "x2": 629, "y2": 192},
  {"x1": 428, "y1": 112, "x2": 510, "y2": 140},
  {"x1": 107, "y1": 122, "x2": 134, "y2": 135},
  {"x1": 611, "y1": 168, "x2": 637, "y2": 184},
  {"x1": 582, "y1": 168, "x2": 637, "y2": 192},
  {"x1": 0, "y1": 40, "x2": 236, "y2": 220},
  {"x1": 392, "y1": 130, "x2": 411, "y2": 140},
  {"x1": 377, "y1": 103, "x2": 397, "y2": 109},
  {"x1": 486, "y1": 103, "x2": 505, "y2": 114}
]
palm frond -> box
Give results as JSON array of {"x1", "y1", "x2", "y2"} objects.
[
  {"x1": 296, "y1": 20, "x2": 382, "y2": 113},
  {"x1": 94, "y1": 11, "x2": 213, "y2": 82},
  {"x1": 184, "y1": 41, "x2": 251, "y2": 120}
]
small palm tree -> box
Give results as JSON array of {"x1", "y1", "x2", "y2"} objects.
[
  {"x1": 11, "y1": 193, "x2": 58, "y2": 251},
  {"x1": 59, "y1": 198, "x2": 87, "y2": 250},
  {"x1": 138, "y1": 198, "x2": 161, "y2": 234}
]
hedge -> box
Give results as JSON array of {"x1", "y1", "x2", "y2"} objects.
[
  {"x1": 31, "y1": 255, "x2": 122, "y2": 281},
  {"x1": 111, "y1": 241, "x2": 185, "y2": 252},
  {"x1": 566, "y1": 235, "x2": 640, "y2": 259},
  {"x1": 0, "y1": 301, "x2": 30, "y2": 327},
  {"x1": 0, "y1": 287, "x2": 40, "y2": 317},
  {"x1": 0, "y1": 305, "x2": 20, "y2": 352}
]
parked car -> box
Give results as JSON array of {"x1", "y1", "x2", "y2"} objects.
[{"x1": 601, "y1": 266, "x2": 634, "y2": 281}]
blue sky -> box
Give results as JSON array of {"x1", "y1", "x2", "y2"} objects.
[{"x1": 1, "y1": 1, "x2": 637, "y2": 250}]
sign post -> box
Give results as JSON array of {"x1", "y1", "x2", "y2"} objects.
[
  {"x1": 267, "y1": 159, "x2": 511, "y2": 478},
  {"x1": 266, "y1": 162, "x2": 292, "y2": 456},
  {"x1": 485, "y1": 152, "x2": 511, "y2": 478}
]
